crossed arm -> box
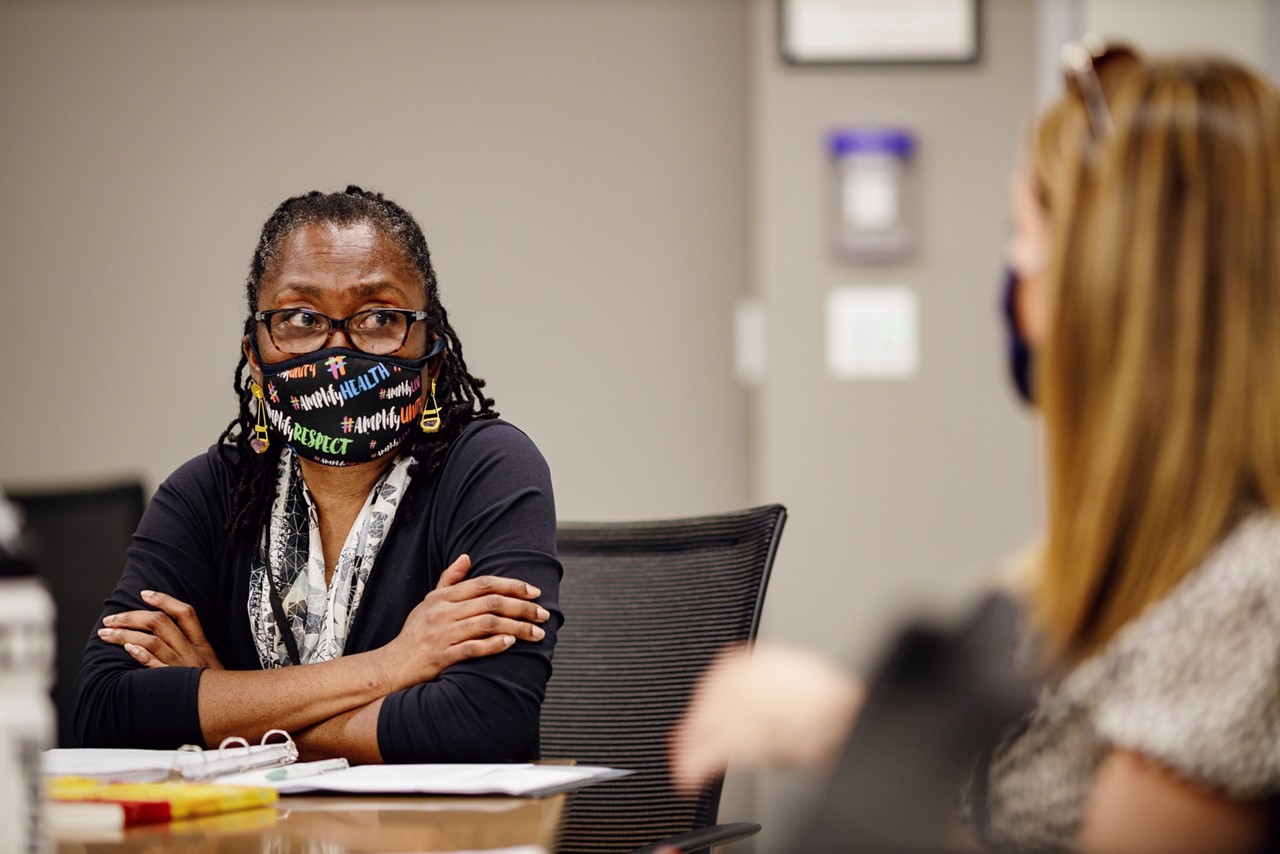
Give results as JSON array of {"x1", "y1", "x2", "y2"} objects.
[{"x1": 94, "y1": 554, "x2": 549, "y2": 761}]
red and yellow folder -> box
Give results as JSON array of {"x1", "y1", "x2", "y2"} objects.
[{"x1": 47, "y1": 776, "x2": 277, "y2": 830}]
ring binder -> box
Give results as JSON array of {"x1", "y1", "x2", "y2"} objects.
[
  {"x1": 43, "y1": 732, "x2": 301, "y2": 784},
  {"x1": 170, "y1": 730, "x2": 298, "y2": 782}
]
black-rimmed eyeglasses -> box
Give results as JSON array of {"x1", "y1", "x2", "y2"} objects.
[{"x1": 254, "y1": 308, "x2": 429, "y2": 356}]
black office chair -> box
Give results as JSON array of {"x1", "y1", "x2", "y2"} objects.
[
  {"x1": 7, "y1": 482, "x2": 146, "y2": 748},
  {"x1": 542, "y1": 504, "x2": 786, "y2": 854}
]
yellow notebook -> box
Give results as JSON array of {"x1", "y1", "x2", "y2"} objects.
[{"x1": 47, "y1": 776, "x2": 277, "y2": 829}]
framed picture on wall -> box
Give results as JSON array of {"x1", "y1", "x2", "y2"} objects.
[{"x1": 779, "y1": 0, "x2": 981, "y2": 66}]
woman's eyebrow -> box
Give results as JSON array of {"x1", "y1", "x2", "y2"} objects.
[
  {"x1": 344, "y1": 281, "x2": 411, "y2": 299},
  {"x1": 273, "y1": 281, "x2": 409, "y2": 300},
  {"x1": 272, "y1": 283, "x2": 326, "y2": 299}
]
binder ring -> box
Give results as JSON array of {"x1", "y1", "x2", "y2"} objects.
[{"x1": 168, "y1": 730, "x2": 299, "y2": 781}]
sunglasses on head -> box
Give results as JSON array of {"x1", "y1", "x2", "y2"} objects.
[{"x1": 1060, "y1": 35, "x2": 1140, "y2": 143}]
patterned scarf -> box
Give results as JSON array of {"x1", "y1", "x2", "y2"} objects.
[{"x1": 248, "y1": 447, "x2": 413, "y2": 668}]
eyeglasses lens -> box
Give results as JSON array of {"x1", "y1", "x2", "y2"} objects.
[{"x1": 268, "y1": 310, "x2": 409, "y2": 355}]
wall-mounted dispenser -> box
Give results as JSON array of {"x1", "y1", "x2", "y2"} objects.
[{"x1": 827, "y1": 127, "x2": 917, "y2": 262}]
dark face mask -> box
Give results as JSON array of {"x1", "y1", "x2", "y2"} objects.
[
  {"x1": 1001, "y1": 266, "x2": 1035, "y2": 405},
  {"x1": 252, "y1": 337, "x2": 445, "y2": 466}
]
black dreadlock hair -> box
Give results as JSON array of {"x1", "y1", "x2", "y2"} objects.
[{"x1": 217, "y1": 186, "x2": 498, "y2": 544}]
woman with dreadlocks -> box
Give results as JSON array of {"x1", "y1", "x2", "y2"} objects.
[{"x1": 76, "y1": 187, "x2": 561, "y2": 763}]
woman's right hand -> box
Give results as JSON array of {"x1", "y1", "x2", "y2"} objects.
[{"x1": 376, "y1": 554, "x2": 550, "y2": 691}]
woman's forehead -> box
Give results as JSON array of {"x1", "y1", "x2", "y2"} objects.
[
  {"x1": 275, "y1": 221, "x2": 401, "y2": 267},
  {"x1": 264, "y1": 220, "x2": 423, "y2": 290}
]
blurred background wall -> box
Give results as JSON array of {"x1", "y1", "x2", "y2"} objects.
[
  {"x1": 0, "y1": 0, "x2": 752, "y2": 520},
  {"x1": 2, "y1": 0, "x2": 1274, "y2": 849},
  {"x1": 745, "y1": 0, "x2": 1035, "y2": 844}
]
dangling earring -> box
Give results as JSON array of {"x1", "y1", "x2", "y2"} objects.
[
  {"x1": 250, "y1": 382, "x2": 271, "y2": 453},
  {"x1": 420, "y1": 380, "x2": 442, "y2": 434}
]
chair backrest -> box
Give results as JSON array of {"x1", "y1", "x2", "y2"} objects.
[
  {"x1": 7, "y1": 482, "x2": 145, "y2": 748},
  {"x1": 542, "y1": 504, "x2": 786, "y2": 854}
]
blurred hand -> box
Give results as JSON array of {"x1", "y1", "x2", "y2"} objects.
[
  {"x1": 98, "y1": 590, "x2": 225, "y2": 669},
  {"x1": 670, "y1": 643, "x2": 864, "y2": 794},
  {"x1": 377, "y1": 553, "x2": 550, "y2": 691}
]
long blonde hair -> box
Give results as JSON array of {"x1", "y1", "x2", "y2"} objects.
[{"x1": 1029, "y1": 53, "x2": 1280, "y2": 664}]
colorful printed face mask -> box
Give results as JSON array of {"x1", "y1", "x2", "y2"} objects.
[{"x1": 252, "y1": 338, "x2": 444, "y2": 466}]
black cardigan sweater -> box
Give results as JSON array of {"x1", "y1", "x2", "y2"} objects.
[{"x1": 75, "y1": 419, "x2": 563, "y2": 763}]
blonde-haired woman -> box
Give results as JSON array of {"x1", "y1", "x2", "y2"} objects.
[{"x1": 673, "y1": 45, "x2": 1280, "y2": 852}]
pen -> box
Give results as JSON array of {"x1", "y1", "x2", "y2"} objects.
[{"x1": 266, "y1": 758, "x2": 350, "y2": 781}]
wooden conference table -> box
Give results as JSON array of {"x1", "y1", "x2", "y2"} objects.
[{"x1": 53, "y1": 791, "x2": 567, "y2": 853}]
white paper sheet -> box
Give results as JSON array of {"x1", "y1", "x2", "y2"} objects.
[
  {"x1": 277, "y1": 798, "x2": 527, "y2": 813},
  {"x1": 222, "y1": 763, "x2": 629, "y2": 796},
  {"x1": 45, "y1": 749, "x2": 629, "y2": 796}
]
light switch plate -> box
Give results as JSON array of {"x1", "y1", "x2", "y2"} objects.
[
  {"x1": 734, "y1": 296, "x2": 766, "y2": 386},
  {"x1": 825, "y1": 285, "x2": 919, "y2": 379}
]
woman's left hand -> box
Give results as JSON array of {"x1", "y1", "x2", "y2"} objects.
[{"x1": 97, "y1": 590, "x2": 226, "y2": 670}]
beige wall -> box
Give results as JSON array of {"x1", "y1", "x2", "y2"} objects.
[
  {"x1": 1083, "y1": 0, "x2": 1270, "y2": 68},
  {"x1": 0, "y1": 0, "x2": 751, "y2": 522},
  {"x1": 749, "y1": 0, "x2": 1037, "y2": 660}
]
